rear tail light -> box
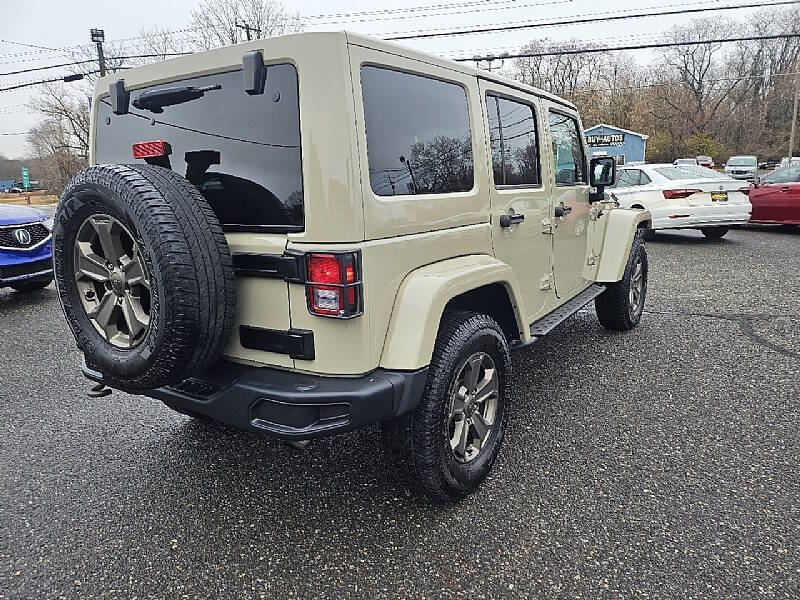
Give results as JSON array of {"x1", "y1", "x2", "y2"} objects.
[
  {"x1": 739, "y1": 186, "x2": 751, "y2": 195},
  {"x1": 132, "y1": 140, "x2": 171, "y2": 159},
  {"x1": 663, "y1": 189, "x2": 701, "y2": 200},
  {"x1": 305, "y1": 252, "x2": 362, "y2": 318}
]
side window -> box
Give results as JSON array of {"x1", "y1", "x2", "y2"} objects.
[
  {"x1": 486, "y1": 94, "x2": 540, "y2": 187},
  {"x1": 614, "y1": 169, "x2": 638, "y2": 188},
  {"x1": 639, "y1": 171, "x2": 652, "y2": 185},
  {"x1": 361, "y1": 66, "x2": 473, "y2": 196},
  {"x1": 547, "y1": 111, "x2": 586, "y2": 185}
]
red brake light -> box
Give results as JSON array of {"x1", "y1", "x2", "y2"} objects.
[
  {"x1": 663, "y1": 188, "x2": 702, "y2": 200},
  {"x1": 132, "y1": 140, "x2": 170, "y2": 159},
  {"x1": 306, "y1": 253, "x2": 362, "y2": 318}
]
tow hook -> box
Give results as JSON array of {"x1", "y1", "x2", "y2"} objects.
[{"x1": 87, "y1": 383, "x2": 112, "y2": 398}]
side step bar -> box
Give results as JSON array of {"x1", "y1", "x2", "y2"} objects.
[{"x1": 511, "y1": 283, "x2": 606, "y2": 350}]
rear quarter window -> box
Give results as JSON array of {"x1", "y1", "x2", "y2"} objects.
[
  {"x1": 360, "y1": 66, "x2": 473, "y2": 196},
  {"x1": 95, "y1": 64, "x2": 303, "y2": 231}
]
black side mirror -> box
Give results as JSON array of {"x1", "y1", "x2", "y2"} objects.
[
  {"x1": 753, "y1": 175, "x2": 761, "y2": 187},
  {"x1": 589, "y1": 156, "x2": 616, "y2": 202}
]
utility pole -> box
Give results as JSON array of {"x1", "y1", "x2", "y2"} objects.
[
  {"x1": 90, "y1": 28, "x2": 106, "y2": 77},
  {"x1": 384, "y1": 174, "x2": 396, "y2": 195},
  {"x1": 235, "y1": 21, "x2": 261, "y2": 41},
  {"x1": 790, "y1": 55, "x2": 800, "y2": 160},
  {"x1": 399, "y1": 155, "x2": 418, "y2": 194}
]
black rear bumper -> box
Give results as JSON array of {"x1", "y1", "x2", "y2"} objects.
[{"x1": 82, "y1": 359, "x2": 428, "y2": 440}]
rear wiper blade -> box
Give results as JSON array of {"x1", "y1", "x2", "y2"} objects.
[{"x1": 132, "y1": 84, "x2": 221, "y2": 113}]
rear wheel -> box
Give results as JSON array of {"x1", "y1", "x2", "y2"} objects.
[
  {"x1": 700, "y1": 226, "x2": 729, "y2": 239},
  {"x1": 381, "y1": 311, "x2": 511, "y2": 502},
  {"x1": 595, "y1": 231, "x2": 648, "y2": 331},
  {"x1": 10, "y1": 277, "x2": 52, "y2": 293}
]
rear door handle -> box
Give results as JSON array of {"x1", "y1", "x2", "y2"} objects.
[
  {"x1": 781, "y1": 187, "x2": 790, "y2": 193},
  {"x1": 554, "y1": 203, "x2": 573, "y2": 217},
  {"x1": 499, "y1": 213, "x2": 525, "y2": 228}
]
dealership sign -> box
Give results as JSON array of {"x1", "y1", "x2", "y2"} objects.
[{"x1": 586, "y1": 133, "x2": 625, "y2": 147}]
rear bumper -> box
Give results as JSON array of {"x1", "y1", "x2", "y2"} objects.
[
  {"x1": 651, "y1": 204, "x2": 752, "y2": 230},
  {"x1": 82, "y1": 359, "x2": 429, "y2": 440}
]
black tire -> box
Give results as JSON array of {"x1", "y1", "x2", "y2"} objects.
[
  {"x1": 54, "y1": 164, "x2": 236, "y2": 391},
  {"x1": 381, "y1": 310, "x2": 512, "y2": 502},
  {"x1": 641, "y1": 226, "x2": 656, "y2": 242},
  {"x1": 700, "y1": 226, "x2": 729, "y2": 239},
  {"x1": 595, "y1": 230, "x2": 648, "y2": 331},
  {"x1": 10, "y1": 277, "x2": 52, "y2": 292}
]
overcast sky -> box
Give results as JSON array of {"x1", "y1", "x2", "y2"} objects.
[{"x1": 0, "y1": 0, "x2": 769, "y2": 158}]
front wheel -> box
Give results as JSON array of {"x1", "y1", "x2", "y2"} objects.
[
  {"x1": 700, "y1": 226, "x2": 729, "y2": 239},
  {"x1": 595, "y1": 231, "x2": 648, "y2": 331},
  {"x1": 381, "y1": 310, "x2": 512, "y2": 502}
]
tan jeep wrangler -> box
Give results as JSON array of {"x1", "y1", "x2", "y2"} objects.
[{"x1": 53, "y1": 32, "x2": 650, "y2": 501}]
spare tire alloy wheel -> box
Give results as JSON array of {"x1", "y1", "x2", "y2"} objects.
[
  {"x1": 447, "y1": 352, "x2": 499, "y2": 463},
  {"x1": 54, "y1": 164, "x2": 236, "y2": 391},
  {"x1": 74, "y1": 215, "x2": 151, "y2": 348}
]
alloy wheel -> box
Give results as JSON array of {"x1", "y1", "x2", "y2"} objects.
[
  {"x1": 73, "y1": 214, "x2": 151, "y2": 348},
  {"x1": 446, "y1": 352, "x2": 499, "y2": 463},
  {"x1": 629, "y1": 254, "x2": 645, "y2": 317}
]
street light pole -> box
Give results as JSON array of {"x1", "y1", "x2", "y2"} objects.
[{"x1": 90, "y1": 28, "x2": 106, "y2": 77}]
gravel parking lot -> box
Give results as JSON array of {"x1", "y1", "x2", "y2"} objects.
[{"x1": 1, "y1": 226, "x2": 798, "y2": 599}]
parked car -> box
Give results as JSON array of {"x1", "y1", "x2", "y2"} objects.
[
  {"x1": 611, "y1": 163, "x2": 751, "y2": 239},
  {"x1": 51, "y1": 31, "x2": 651, "y2": 501},
  {"x1": 725, "y1": 155, "x2": 758, "y2": 180},
  {"x1": 0, "y1": 203, "x2": 54, "y2": 292},
  {"x1": 779, "y1": 156, "x2": 800, "y2": 169},
  {"x1": 759, "y1": 159, "x2": 780, "y2": 171},
  {"x1": 696, "y1": 155, "x2": 715, "y2": 168},
  {"x1": 746, "y1": 165, "x2": 800, "y2": 225},
  {"x1": 674, "y1": 158, "x2": 699, "y2": 166}
]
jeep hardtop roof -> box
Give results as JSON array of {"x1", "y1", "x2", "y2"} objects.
[{"x1": 93, "y1": 31, "x2": 576, "y2": 111}]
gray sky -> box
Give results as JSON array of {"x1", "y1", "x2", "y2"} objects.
[{"x1": 0, "y1": 0, "x2": 770, "y2": 158}]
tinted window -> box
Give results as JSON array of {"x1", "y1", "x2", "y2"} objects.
[
  {"x1": 640, "y1": 171, "x2": 652, "y2": 184},
  {"x1": 96, "y1": 65, "x2": 303, "y2": 230},
  {"x1": 548, "y1": 112, "x2": 586, "y2": 185},
  {"x1": 487, "y1": 95, "x2": 540, "y2": 186},
  {"x1": 764, "y1": 166, "x2": 800, "y2": 183},
  {"x1": 361, "y1": 66, "x2": 473, "y2": 196},
  {"x1": 655, "y1": 166, "x2": 727, "y2": 180}
]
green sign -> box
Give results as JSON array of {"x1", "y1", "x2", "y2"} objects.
[{"x1": 21, "y1": 166, "x2": 29, "y2": 191}]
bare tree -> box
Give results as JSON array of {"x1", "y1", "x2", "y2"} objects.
[
  {"x1": 26, "y1": 119, "x2": 87, "y2": 193},
  {"x1": 188, "y1": 0, "x2": 302, "y2": 50}
]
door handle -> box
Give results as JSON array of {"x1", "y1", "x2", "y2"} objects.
[
  {"x1": 499, "y1": 213, "x2": 525, "y2": 228},
  {"x1": 554, "y1": 203, "x2": 572, "y2": 218},
  {"x1": 781, "y1": 187, "x2": 790, "y2": 193}
]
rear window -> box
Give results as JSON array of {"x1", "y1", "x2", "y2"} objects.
[
  {"x1": 360, "y1": 66, "x2": 473, "y2": 196},
  {"x1": 655, "y1": 165, "x2": 727, "y2": 180},
  {"x1": 95, "y1": 64, "x2": 303, "y2": 231}
]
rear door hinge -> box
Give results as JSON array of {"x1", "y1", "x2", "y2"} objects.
[
  {"x1": 542, "y1": 218, "x2": 554, "y2": 235},
  {"x1": 539, "y1": 272, "x2": 554, "y2": 290}
]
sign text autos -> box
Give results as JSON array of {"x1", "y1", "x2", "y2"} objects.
[{"x1": 586, "y1": 133, "x2": 625, "y2": 147}]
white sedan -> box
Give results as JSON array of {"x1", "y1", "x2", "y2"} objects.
[{"x1": 610, "y1": 163, "x2": 752, "y2": 239}]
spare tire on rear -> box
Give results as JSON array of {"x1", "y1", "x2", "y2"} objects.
[{"x1": 53, "y1": 164, "x2": 236, "y2": 391}]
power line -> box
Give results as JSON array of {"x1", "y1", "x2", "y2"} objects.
[
  {"x1": 0, "y1": 52, "x2": 193, "y2": 78},
  {"x1": 386, "y1": 0, "x2": 800, "y2": 40},
  {"x1": 0, "y1": 131, "x2": 27, "y2": 136},
  {"x1": 0, "y1": 72, "x2": 99, "y2": 93},
  {"x1": 457, "y1": 33, "x2": 800, "y2": 61}
]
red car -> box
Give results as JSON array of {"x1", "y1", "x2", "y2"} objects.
[
  {"x1": 697, "y1": 155, "x2": 715, "y2": 169},
  {"x1": 747, "y1": 165, "x2": 800, "y2": 224}
]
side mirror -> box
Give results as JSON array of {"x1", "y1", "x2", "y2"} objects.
[
  {"x1": 589, "y1": 156, "x2": 616, "y2": 202},
  {"x1": 753, "y1": 175, "x2": 761, "y2": 187}
]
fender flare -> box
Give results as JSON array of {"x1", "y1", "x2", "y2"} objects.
[
  {"x1": 379, "y1": 255, "x2": 526, "y2": 370},
  {"x1": 595, "y1": 207, "x2": 651, "y2": 282}
]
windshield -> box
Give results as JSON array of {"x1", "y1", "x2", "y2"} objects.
[
  {"x1": 675, "y1": 159, "x2": 697, "y2": 165},
  {"x1": 727, "y1": 157, "x2": 756, "y2": 167},
  {"x1": 763, "y1": 166, "x2": 800, "y2": 184},
  {"x1": 96, "y1": 65, "x2": 303, "y2": 231},
  {"x1": 655, "y1": 165, "x2": 728, "y2": 180}
]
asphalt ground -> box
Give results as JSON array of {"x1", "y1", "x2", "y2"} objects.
[{"x1": 1, "y1": 226, "x2": 798, "y2": 599}]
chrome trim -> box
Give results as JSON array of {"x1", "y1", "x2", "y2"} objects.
[
  {"x1": 0, "y1": 267, "x2": 53, "y2": 284},
  {"x1": 0, "y1": 220, "x2": 52, "y2": 252}
]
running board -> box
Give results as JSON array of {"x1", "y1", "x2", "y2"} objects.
[{"x1": 511, "y1": 284, "x2": 606, "y2": 350}]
